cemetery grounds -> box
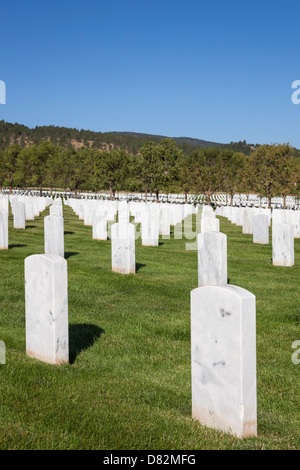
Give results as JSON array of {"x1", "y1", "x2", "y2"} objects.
[{"x1": 0, "y1": 204, "x2": 299, "y2": 450}]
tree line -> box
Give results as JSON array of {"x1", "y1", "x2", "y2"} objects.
[{"x1": 0, "y1": 138, "x2": 299, "y2": 208}]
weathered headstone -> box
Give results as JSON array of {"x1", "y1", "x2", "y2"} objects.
[
  {"x1": 25, "y1": 254, "x2": 69, "y2": 365},
  {"x1": 191, "y1": 284, "x2": 257, "y2": 438}
]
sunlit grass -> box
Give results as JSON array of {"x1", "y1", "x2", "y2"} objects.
[{"x1": 0, "y1": 204, "x2": 299, "y2": 450}]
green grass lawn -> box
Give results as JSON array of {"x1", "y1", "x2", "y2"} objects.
[{"x1": 0, "y1": 203, "x2": 299, "y2": 450}]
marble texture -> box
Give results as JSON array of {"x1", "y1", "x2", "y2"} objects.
[
  {"x1": 191, "y1": 284, "x2": 257, "y2": 438},
  {"x1": 44, "y1": 215, "x2": 64, "y2": 258},
  {"x1": 111, "y1": 222, "x2": 136, "y2": 274},
  {"x1": 25, "y1": 254, "x2": 69, "y2": 365},
  {"x1": 198, "y1": 232, "x2": 227, "y2": 286},
  {"x1": 253, "y1": 214, "x2": 269, "y2": 244},
  {"x1": 272, "y1": 223, "x2": 294, "y2": 266},
  {"x1": 0, "y1": 210, "x2": 8, "y2": 249}
]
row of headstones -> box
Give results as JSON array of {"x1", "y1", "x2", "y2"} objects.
[
  {"x1": 0, "y1": 193, "x2": 258, "y2": 437},
  {"x1": 0, "y1": 194, "x2": 53, "y2": 249},
  {"x1": 216, "y1": 205, "x2": 299, "y2": 267},
  {"x1": 209, "y1": 193, "x2": 299, "y2": 209},
  {"x1": 195, "y1": 229, "x2": 256, "y2": 438},
  {"x1": 70, "y1": 190, "x2": 298, "y2": 209},
  {"x1": 64, "y1": 199, "x2": 224, "y2": 274},
  {"x1": 23, "y1": 196, "x2": 256, "y2": 438},
  {"x1": 66, "y1": 197, "x2": 197, "y2": 242},
  {"x1": 59, "y1": 198, "x2": 257, "y2": 438}
]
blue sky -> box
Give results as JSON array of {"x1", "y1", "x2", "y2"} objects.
[{"x1": 1, "y1": 0, "x2": 300, "y2": 147}]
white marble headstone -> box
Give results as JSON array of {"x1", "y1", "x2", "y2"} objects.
[
  {"x1": 0, "y1": 210, "x2": 8, "y2": 249},
  {"x1": 111, "y1": 222, "x2": 136, "y2": 274},
  {"x1": 93, "y1": 215, "x2": 108, "y2": 240},
  {"x1": 253, "y1": 214, "x2": 269, "y2": 244},
  {"x1": 201, "y1": 214, "x2": 220, "y2": 233},
  {"x1": 198, "y1": 232, "x2": 227, "y2": 286},
  {"x1": 141, "y1": 205, "x2": 159, "y2": 246},
  {"x1": 25, "y1": 254, "x2": 69, "y2": 365},
  {"x1": 242, "y1": 208, "x2": 253, "y2": 234},
  {"x1": 13, "y1": 201, "x2": 26, "y2": 229},
  {"x1": 44, "y1": 215, "x2": 64, "y2": 258},
  {"x1": 118, "y1": 201, "x2": 130, "y2": 224},
  {"x1": 191, "y1": 284, "x2": 257, "y2": 438},
  {"x1": 272, "y1": 223, "x2": 294, "y2": 266},
  {"x1": 50, "y1": 204, "x2": 63, "y2": 218}
]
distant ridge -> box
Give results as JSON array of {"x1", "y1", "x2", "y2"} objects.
[
  {"x1": 109, "y1": 131, "x2": 222, "y2": 148},
  {"x1": 0, "y1": 120, "x2": 261, "y2": 155}
]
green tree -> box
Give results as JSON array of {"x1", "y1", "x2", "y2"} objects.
[
  {"x1": 174, "y1": 153, "x2": 195, "y2": 203},
  {"x1": 15, "y1": 145, "x2": 37, "y2": 189},
  {"x1": 95, "y1": 149, "x2": 129, "y2": 199},
  {"x1": 190, "y1": 147, "x2": 221, "y2": 205},
  {"x1": 219, "y1": 151, "x2": 245, "y2": 205},
  {"x1": 61, "y1": 148, "x2": 87, "y2": 197},
  {"x1": 134, "y1": 142, "x2": 161, "y2": 201},
  {"x1": 31, "y1": 141, "x2": 59, "y2": 195},
  {"x1": 45, "y1": 145, "x2": 63, "y2": 194},
  {"x1": 154, "y1": 138, "x2": 183, "y2": 200},
  {"x1": 252, "y1": 144, "x2": 294, "y2": 208},
  {"x1": 1, "y1": 143, "x2": 21, "y2": 193}
]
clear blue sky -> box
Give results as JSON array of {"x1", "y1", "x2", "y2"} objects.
[{"x1": 1, "y1": 0, "x2": 300, "y2": 147}]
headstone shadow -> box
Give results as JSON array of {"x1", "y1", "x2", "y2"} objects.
[
  {"x1": 136, "y1": 263, "x2": 146, "y2": 272},
  {"x1": 9, "y1": 244, "x2": 27, "y2": 249},
  {"x1": 69, "y1": 323, "x2": 104, "y2": 364},
  {"x1": 65, "y1": 251, "x2": 79, "y2": 259}
]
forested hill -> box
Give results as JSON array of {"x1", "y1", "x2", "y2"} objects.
[{"x1": 0, "y1": 120, "x2": 258, "y2": 155}]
